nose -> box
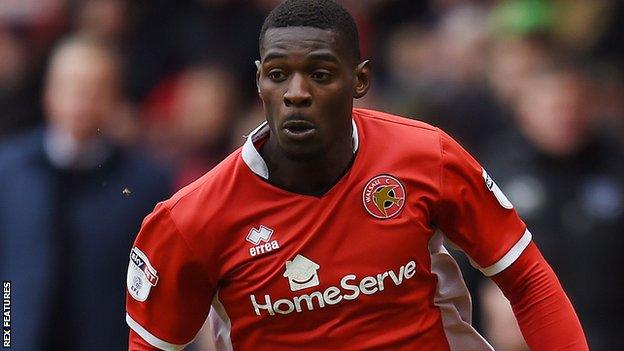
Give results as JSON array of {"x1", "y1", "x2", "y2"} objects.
[{"x1": 284, "y1": 73, "x2": 312, "y2": 108}]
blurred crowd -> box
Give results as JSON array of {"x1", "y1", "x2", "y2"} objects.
[{"x1": 0, "y1": 0, "x2": 622, "y2": 350}]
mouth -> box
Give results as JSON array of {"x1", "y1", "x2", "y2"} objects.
[{"x1": 282, "y1": 120, "x2": 317, "y2": 140}]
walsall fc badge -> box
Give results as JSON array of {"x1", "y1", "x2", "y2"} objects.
[{"x1": 362, "y1": 174, "x2": 406, "y2": 219}]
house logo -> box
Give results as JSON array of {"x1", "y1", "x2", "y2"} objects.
[
  {"x1": 362, "y1": 174, "x2": 406, "y2": 219},
  {"x1": 283, "y1": 254, "x2": 320, "y2": 291},
  {"x1": 246, "y1": 225, "x2": 280, "y2": 257}
]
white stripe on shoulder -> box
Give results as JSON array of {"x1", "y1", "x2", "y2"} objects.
[
  {"x1": 480, "y1": 229, "x2": 532, "y2": 277},
  {"x1": 126, "y1": 314, "x2": 188, "y2": 351}
]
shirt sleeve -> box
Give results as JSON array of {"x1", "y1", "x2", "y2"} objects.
[
  {"x1": 129, "y1": 330, "x2": 160, "y2": 351},
  {"x1": 491, "y1": 241, "x2": 589, "y2": 350},
  {"x1": 126, "y1": 202, "x2": 216, "y2": 350},
  {"x1": 432, "y1": 129, "x2": 529, "y2": 276}
]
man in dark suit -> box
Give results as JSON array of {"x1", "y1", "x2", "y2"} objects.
[{"x1": 0, "y1": 35, "x2": 172, "y2": 350}]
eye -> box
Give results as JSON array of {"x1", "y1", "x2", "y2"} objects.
[
  {"x1": 310, "y1": 71, "x2": 332, "y2": 82},
  {"x1": 267, "y1": 70, "x2": 287, "y2": 82}
]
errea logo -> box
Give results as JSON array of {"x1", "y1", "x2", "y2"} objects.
[{"x1": 246, "y1": 225, "x2": 280, "y2": 257}]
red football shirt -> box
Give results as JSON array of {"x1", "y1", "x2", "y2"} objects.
[{"x1": 126, "y1": 108, "x2": 529, "y2": 350}]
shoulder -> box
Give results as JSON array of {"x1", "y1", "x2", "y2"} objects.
[
  {"x1": 352, "y1": 108, "x2": 482, "y2": 180},
  {"x1": 167, "y1": 148, "x2": 242, "y2": 203},
  {"x1": 132, "y1": 149, "x2": 244, "y2": 257},
  {"x1": 353, "y1": 108, "x2": 445, "y2": 156},
  {"x1": 354, "y1": 108, "x2": 477, "y2": 159},
  {"x1": 353, "y1": 108, "x2": 439, "y2": 132}
]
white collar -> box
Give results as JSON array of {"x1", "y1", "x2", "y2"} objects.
[{"x1": 241, "y1": 119, "x2": 359, "y2": 179}]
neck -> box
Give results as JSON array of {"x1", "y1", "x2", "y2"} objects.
[{"x1": 261, "y1": 130, "x2": 354, "y2": 197}]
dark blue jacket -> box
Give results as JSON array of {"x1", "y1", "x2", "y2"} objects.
[{"x1": 0, "y1": 128, "x2": 172, "y2": 350}]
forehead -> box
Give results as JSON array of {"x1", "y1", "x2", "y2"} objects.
[
  {"x1": 50, "y1": 45, "x2": 118, "y2": 80},
  {"x1": 260, "y1": 26, "x2": 349, "y2": 62}
]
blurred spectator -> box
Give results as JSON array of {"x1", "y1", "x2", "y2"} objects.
[
  {"x1": 380, "y1": 4, "x2": 505, "y2": 157},
  {"x1": 0, "y1": 27, "x2": 42, "y2": 137},
  {"x1": 476, "y1": 62, "x2": 624, "y2": 350},
  {"x1": 486, "y1": 36, "x2": 553, "y2": 106},
  {"x1": 171, "y1": 65, "x2": 240, "y2": 188},
  {"x1": 492, "y1": 0, "x2": 624, "y2": 61},
  {"x1": 142, "y1": 64, "x2": 240, "y2": 189},
  {"x1": 160, "y1": 0, "x2": 264, "y2": 99},
  {"x1": 593, "y1": 67, "x2": 624, "y2": 149},
  {"x1": 71, "y1": 0, "x2": 155, "y2": 118},
  {"x1": 589, "y1": 1, "x2": 624, "y2": 62},
  {"x1": 489, "y1": 0, "x2": 555, "y2": 38},
  {"x1": 74, "y1": 0, "x2": 130, "y2": 44},
  {"x1": 0, "y1": 35, "x2": 172, "y2": 350},
  {"x1": 0, "y1": 0, "x2": 68, "y2": 138},
  {"x1": 0, "y1": 0, "x2": 67, "y2": 54}
]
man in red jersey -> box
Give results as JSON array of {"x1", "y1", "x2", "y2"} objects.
[{"x1": 126, "y1": 1, "x2": 588, "y2": 350}]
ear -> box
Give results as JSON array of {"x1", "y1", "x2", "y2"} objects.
[
  {"x1": 353, "y1": 60, "x2": 371, "y2": 99},
  {"x1": 255, "y1": 60, "x2": 262, "y2": 94}
]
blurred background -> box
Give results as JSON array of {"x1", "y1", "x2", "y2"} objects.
[{"x1": 0, "y1": 0, "x2": 622, "y2": 350}]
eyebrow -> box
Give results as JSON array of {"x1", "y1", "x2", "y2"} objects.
[
  {"x1": 307, "y1": 52, "x2": 340, "y2": 64},
  {"x1": 263, "y1": 52, "x2": 288, "y2": 63},
  {"x1": 262, "y1": 51, "x2": 341, "y2": 64}
]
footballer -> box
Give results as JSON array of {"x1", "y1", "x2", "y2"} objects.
[{"x1": 126, "y1": 0, "x2": 588, "y2": 350}]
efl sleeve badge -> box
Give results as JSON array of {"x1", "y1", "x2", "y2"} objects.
[{"x1": 127, "y1": 247, "x2": 159, "y2": 302}]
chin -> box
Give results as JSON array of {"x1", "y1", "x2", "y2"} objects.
[{"x1": 280, "y1": 141, "x2": 325, "y2": 162}]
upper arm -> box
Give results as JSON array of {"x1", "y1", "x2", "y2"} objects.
[
  {"x1": 432, "y1": 130, "x2": 529, "y2": 276},
  {"x1": 125, "y1": 202, "x2": 217, "y2": 350},
  {"x1": 129, "y1": 329, "x2": 162, "y2": 351}
]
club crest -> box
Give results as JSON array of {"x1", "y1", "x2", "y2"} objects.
[{"x1": 362, "y1": 174, "x2": 406, "y2": 219}]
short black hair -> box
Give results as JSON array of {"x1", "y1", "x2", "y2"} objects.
[{"x1": 259, "y1": 0, "x2": 360, "y2": 63}]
